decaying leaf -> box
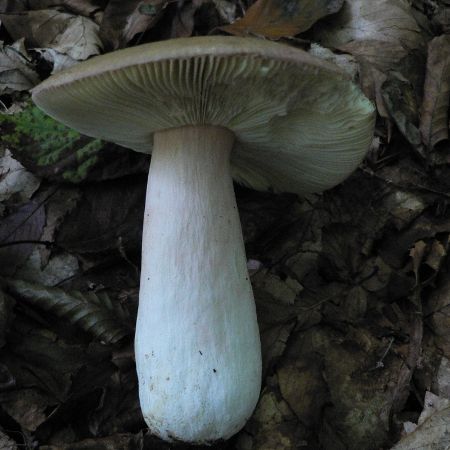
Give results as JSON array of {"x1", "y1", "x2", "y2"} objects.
[
  {"x1": 212, "y1": 0, "x2": 236, "y2": 24},
  {"x1": 0, "y1": 39, "x2": 40, "y2": 93},
  {"x1": 222, "y1": 0, "x2": 344, "y2": 39},
  {"x1": 308, "y1": 43, "x2": 358, "y2": 79},
  {"x1": 50, "y1": 15, "x2": 103, "y2": 60},
  {"x1": 0, "y1": 388, "x2": 52, "y2": 431},
  {"x1": 0, "y1": 428, "x2": 18, "y2": 450},
  {"x1": 426, "y1": 264, "x2": 450, "y2": 354},
  {"x1": 170, "y1": 0, "x2": 207, "y2": 38},
  {"x1": 100, "y1": 0, "x2": 168, "y2": 50},
  {"x1": 40, "y1": 432, "x2": 144, "y2": 450},
  {"x1": 34, "y1": 47, "x2": 78, "y2": 73},
  {"x1": 15, "y1": 250, "x2": 80, "y2": 286},
  {"x1": 0, "y1": 149, "x2": 40, "y2": 205},
  {"x1": 28, "y1": 0, "x2": 104, "y2": 19},
  {"x1": 420, "y1": 34, "x2": 450, "y2": 151},
  {"x1": 239, "y1": 388, "x2": 303, "y2": 450},
  {"x1": 313, "y1": 0, "x2": 424, "y2": 57},
  {"x1": 56, "y1": 175, "x2": 146, "y2": 255},
  {"x1": 381, "y1": 74, "x2": 423, "y2": 152},
  {"x1": 0, "y1": 289, "x2": 15, "y2": 348},
  {"x1": 0, "y1": 197, "x2": 46, "y2": 276},
  {"x1": 1, "y1": 319, "x2": 89, "y2": 401},
  {"x1": 277, "y1": 356, "x2": 329, "y2": 427},
  {"x1": 0, "y1": 10, "x2": 102, "y2": 62},
  {"x1": 5, "y1": 278, "x2": 132, "y2": 344},
  {"x1": 393, "y1": 392, "x2": 450, "y2": 449}
]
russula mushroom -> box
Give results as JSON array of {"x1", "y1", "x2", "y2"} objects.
[{"x1": 32, "y1": 36, "x2": 375, "y2": 444}]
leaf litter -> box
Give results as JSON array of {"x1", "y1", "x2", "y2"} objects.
[{"x1": 0, "y1": 0, "x2": 450, "y2": 449}]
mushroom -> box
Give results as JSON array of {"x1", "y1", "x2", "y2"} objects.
[{"x1": 32, "y1": 36, "x2": 375, "y2": 444}]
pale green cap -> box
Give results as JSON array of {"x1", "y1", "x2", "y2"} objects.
[{"x1": 32, "y1": 36, "x2": 375, "y2": 194}]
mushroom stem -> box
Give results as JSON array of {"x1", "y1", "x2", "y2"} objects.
[{"x1": 135, "y1": 125, "x2": 262, "y2": 443}]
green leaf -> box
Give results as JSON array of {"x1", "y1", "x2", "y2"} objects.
[{"x1": 5, "y1": 278, "x2": 132, "y2": 344}]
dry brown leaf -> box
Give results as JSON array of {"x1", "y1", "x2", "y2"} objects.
[
  {"x1": 0, "y1": 150, "x2": 40, "y2": 204},
  {"x1": 313, "y1": 0, "x2": 424, "y2": 54},
  {"x1": 393, "y1": 392, "x2": 450, "y2": 449},
  {"x1": 0, "y1": 388, "x2": 52, "y2": 431},
  {"x1": 170, "y1": 0, "x2": 206, "y2": 38},
  {"x1": 0, "y1": 10, "x2": 102, "y2": 61},
  {"x1": 313, "y1": 0, "x2": 426, "y2": 120},
  {"x1": 212, "y1": 0, "x2": 236, "y2": 23},
  {"x1": 100, "y1": 0, "x2": 167, "y2": 50},
  {"x1": 221, "y1": 0, "x2": 343, "y2": 39},
  {"x1": 0, "y1": 39, "x2": 40, "y2": 93},
  {"x1": 51, "y1": 15, "x2": 102, "y2": 60},
  {"x1": 238, "y1": 388, "x2": 303, "y2": 450},
  {"x1": 29, "y1": 0, "x2": 104, "y2": 19},
  {"x1": 420, "y1": 34, "x2": 450, "y2": 151},
  {"x1": 410, "y1": 240, "x2": 427, "y2": 283}
]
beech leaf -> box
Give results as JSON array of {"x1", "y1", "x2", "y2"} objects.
[
  {"x1": 221, "y1": 0, "x2": 343, "y2": 39},
  {"x1": 420, "y1": 34, "x2": 450, "y2": 151},
  {"x1": 0, "y1": 199, "x2": 46, "y2": 276},
  {"x1": 0, "y1": 39, "x2": 40, "y2": 93},
  {"x1": 5, "y1": 278, "x2": 132, "y2": 344},
  {"x1": 0, "y1": 10, "x2": 102, "y2": 61}
]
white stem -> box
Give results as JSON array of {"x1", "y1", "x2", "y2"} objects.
[{"x1": 135, "y1": 125, "x2": 262, "y2": 444}]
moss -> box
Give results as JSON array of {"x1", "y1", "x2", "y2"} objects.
[{"x1": 0, "y1": 103, "x2": 104, "y2": 183}]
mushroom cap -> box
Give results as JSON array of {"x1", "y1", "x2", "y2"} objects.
[{"x1": 32, "y1": 36, "x2": 375, "y2": 194}]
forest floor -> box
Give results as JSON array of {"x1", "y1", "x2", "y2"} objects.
[{"x1": 1, "y1": 1, "x2": 450, "y2": 449}]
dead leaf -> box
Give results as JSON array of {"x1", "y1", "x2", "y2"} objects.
[
  {"x1": 384, "y1": 190, "x2": 426, "y2": 230},
  {"x1": 100, "y1": 0, "x2": 167, "y2": 50},
  {"x1": 239, "y1": 388, "x2": 303, "y2": 450},
  {"x1": 40, "y1": 432, "x2": 144, "y2": 450},
  {"x1": 34, "y1": 47, "x2": 78, "y2": 73},
  {"x1": 222, "y1": 0, "x2": 344, "y2": 39},
  {"x1": 420, "y1": 34, "x2": 450, "y2": 151},
  {"x1": 212, "y1": 0, "x2": 236, "y2": 24},
  {"x1": 277, "y1": 356, "x2": 328, "y2": 427},
  {"x1": 0, "y1": 388, "x2": 52, "y2": 431},
  {"x1": 392, "y1": 392, "x2": 450, "y2": 449},
  {"x1": 426, "y1": 265, "x2": 450, "y2": 346},
  {"x1": 51, "y1": 15, "x2": 102, "y2": 60},
  {"x1": 56, "y1": 176, "x2": 146, "y2": 254},
  {"x1": 0, "y1": 197, "x2": 46, "y2": 276},
  {"x1": 409, "y1": 240, "x2": 427, "y2": 283},
  {"x1": 0, "y1": 39, "x2": 40, "y2": 93},
  {"x1": 308, "y1": 43, "x2": 358, "y2": 80},
  {"x1": 0, "y1": 149, "x2": 40, "y2": 205},
  {"x1": 35, "y1": 187, "x2": 80, "y2": 266},
  {"x1": 435, "y1": 356, "x2": 450, "y2": 398},
  {"x1": 342, "y1": 285, "x2": 368, "y2": 320},
  {"x1": 0, "y1": 0, "x2": 27, "y2": 14},
  {"x1": 170, "y1": 0, "x2": 206, "y2": 38},
  {"x1": 381, "y1": 74, "x2": 423, "y2": 153},
  {"x1": 0, "y1": 289, "x2": 15, "y2": 348},
  {"x1": 0, "y1": 10, "x2": 102, "y2": 61},
  {"x1": 313, "y1": 0, "x2": 424, "y2": 55},
  {"x1": 1, "y1": 318, "x2": 90, "y2": 401},
  {"x1": 29, "y1": 0, "x2": 105, "y2": 19},
  {"x1": 0, "y1": 428, "x2": 18, "y2": 450},
  {"x1": 6, "y1": 278, "x2": 132, "y2": 344}
]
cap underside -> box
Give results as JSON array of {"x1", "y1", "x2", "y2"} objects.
[{"x1": 32, "y1": 36, "x2": 375, "y2": 194}]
